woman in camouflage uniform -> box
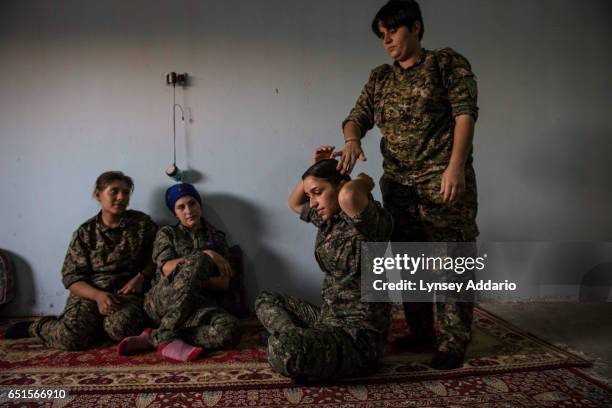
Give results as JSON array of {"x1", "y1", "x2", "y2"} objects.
[
  {"x1": 255, "y1": 146, "x2": 393, "y2": 382},
  {"x1": 117, "y1": 183, "x2": 241, "y2": 361},
  {"x1": 337, "y1": 0, "x2": 479, "y2": 370},
  {"x1": 5, "y1": 171, "x2": 157, "y2": 350}
]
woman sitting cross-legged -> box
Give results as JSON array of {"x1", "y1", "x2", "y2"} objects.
[
  {"x1": 117, "y1": 183, "x2": 241, "y2": 361},
  {"x1": 5, "y1": 171, "x2": 157, "y2": 350},
  {"x1": 255, "y1": 146, "x2": 393, "y2": 382}
]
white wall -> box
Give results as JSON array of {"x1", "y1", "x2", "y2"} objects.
[{"x1": 1, "y1": 0, "x2": 611, "y2": 316}]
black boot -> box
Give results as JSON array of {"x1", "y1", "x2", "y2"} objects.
[
  {"x1": 4, "y1": 321, "x2": 33, "y2": 339},
  {"x1": 430, "y1": 351, "x2": 464, "y2": 370}
]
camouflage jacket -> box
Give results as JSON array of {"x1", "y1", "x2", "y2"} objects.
[
  {"x1": 152, "y1": 219, "x2": 237, "y2": 309},
  {"x1": 343, "y1": 48, "x2": 478, "y2": 184},
  {"x1": 61, "y1": 210, "x2": 158, "y2": 291},
  {"x1": 301, "y1": 197, "x2": 393, "y2": 336},
  {"x1": 152, "y1": 218, "x2": 229, "y2": 268}
]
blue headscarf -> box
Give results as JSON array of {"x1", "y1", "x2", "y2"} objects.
[{"x1": 165, "y1": 183, "x2": 202, "y2": 214}]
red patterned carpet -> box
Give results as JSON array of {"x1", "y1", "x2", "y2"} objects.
[{"x1": 0, "y1": 307, "x2": 610, "y2": 407}]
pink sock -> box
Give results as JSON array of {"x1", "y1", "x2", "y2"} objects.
[
  {"x1": 117, "y1": 328, "x2": 153, "y2": 356},
  {"x1": 157, "y1": 339, "x2": 204, "y2": 362}
]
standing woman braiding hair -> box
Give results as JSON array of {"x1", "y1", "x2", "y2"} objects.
[
  {"x1": 339, "y1": 0, "x2": 480, "y2": 369},
  {"x1": 5, "y1": 171, "x2": 157, "y2": 350}
]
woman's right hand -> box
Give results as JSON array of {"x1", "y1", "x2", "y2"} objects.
[
  {"x1": 336, "y1": 140, "x2": 366, "y2": 175},
  {"x1": 95, "y1": 291, "x2": 120, "y2": 315}
]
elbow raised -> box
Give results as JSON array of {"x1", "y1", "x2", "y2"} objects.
[
  {"x1": 288, "y1": 199, "x2": 302, "y2": 214},
  {"x1": 338, "y1": 186, "x2": 367, "y2": 216}
]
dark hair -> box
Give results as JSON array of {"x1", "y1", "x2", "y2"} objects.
[
  {"x1": 93, "y1": 171, "x2": 134, "y2": 197},
  {"x1": 302, "y1": 159, "x2": 350, "y2": 186},
  {"x1": 371, "y1": 0, "x2": 424, "y2": 41}
]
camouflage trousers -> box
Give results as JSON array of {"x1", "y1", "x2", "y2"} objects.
[
  {"x1": 29, "y1": 293, "x2": 146, "y2": 350},
  {"x1": 145, "y1": 252, "x2": 241, "y2": 349},
  {"x1": 380, "y1": 169, "x2": 478, "y2": 355},
  {"x1": 255, "y1": 291, "x2": 385, "y2": 382}
]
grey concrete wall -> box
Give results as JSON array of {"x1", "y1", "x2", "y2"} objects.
[{"x1": 1, "y1": 0, "x2": 611, "y2": 316}]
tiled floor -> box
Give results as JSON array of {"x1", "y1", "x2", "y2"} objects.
[{"x1": 482, "y1": 302, "x2": 612, "y2": 381}]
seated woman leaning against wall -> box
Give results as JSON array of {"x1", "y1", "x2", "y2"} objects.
[
  {"x1": 255, "y1": 146, "x2": 393, "y2": 382},
  {"x1": 116, "y1": 183, "x2": 241, "y2": 361},
  {"x1": 5, "y1": 171, "x2": 157, "y2": 350}
]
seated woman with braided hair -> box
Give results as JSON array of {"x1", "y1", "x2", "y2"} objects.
[{"x1": 255, "y1": 146, "x2": 393, "y2": 382}]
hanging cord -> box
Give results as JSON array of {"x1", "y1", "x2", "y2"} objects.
[{"x1": 172, "y1": 83, "x2": 185, "y2": 167}]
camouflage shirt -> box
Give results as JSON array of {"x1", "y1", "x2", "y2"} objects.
[
  {"x1": 152, "y1": 219, "x2": 237, "y2": 309},
  {"x1": 152, "y1": 219, "x2": 229, "y2": 271},
  {"x1": 61, "y1": 210, "x2": 158, "y2": 291},
  {"x1": 301, "y1": 197, "x2": 393, "y2": 336},
  {"x1": 344, "y1": 48, "x2": 478, "y2": 184}
]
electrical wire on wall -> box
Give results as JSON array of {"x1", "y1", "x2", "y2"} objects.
[{"x1": 165, "y1": 72, "x2": 188, "y2": 182}]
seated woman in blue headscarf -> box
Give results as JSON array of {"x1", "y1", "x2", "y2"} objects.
[{"x1": 117, "y1": 183, "x2": 241, "y2": 361}]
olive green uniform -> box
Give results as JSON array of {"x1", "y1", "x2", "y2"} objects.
[
  {"x1": 255, "y1": 198, "x2": 393, "y2": 381},
  {"x1": 145, "y1": 220, "x2": 241, "y2": 349},
  {"x1": 344, "y1": 48, "x2": 479, "y2": 355},
  {"x1": 30, "y1": 210, "x2": 157, "y2": 350}
]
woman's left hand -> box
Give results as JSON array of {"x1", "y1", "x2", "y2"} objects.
[
  {"x1": 313, "y1": 145, "x2": 337, "y2": 164},
  {"x1": 117, "y1": 273, "x2": 145, "y2": 295},
  {"x1": 440, "y1": 165, "x2": 465, "y2": 203}
]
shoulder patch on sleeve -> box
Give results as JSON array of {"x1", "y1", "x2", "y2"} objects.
[
  {"x1": 156, "y1": 225, "x2": 175, "y2": 237},
  {"x1": 464, "y1": 76, "x2": 478, "y2": 99},
  {"x1": 68, "y1": 230, "x2": 80, "y2": 246}
]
